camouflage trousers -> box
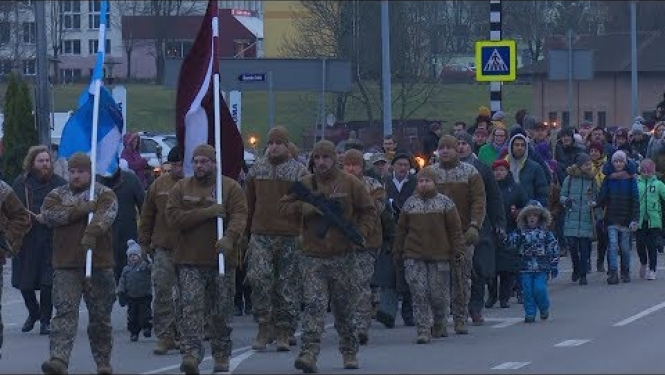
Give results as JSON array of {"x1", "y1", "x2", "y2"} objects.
[
  {"x1": 49, "y1": 268, "x2": 116, "y2": 367},
  {"x1": 404, "y1": 259, "x2": 451, "y2": 335},
  {"x1": 178, "y1": 266, "x2": 235, "y2": 362},
  {"x1": 450, "y1": 245, "x2": 474, "y2": 323},
  {"x1": 300, "y1": 252, "x2": 358, "y2": 358},
  {"x1": 246, "y1": 234, "x2": 300, "y2": 332},
  {"x1": 354, "y1": 249, "x2": 376, "y2": 334},
  {"x1": 152, "y1": 248, "x2": 181, "y2": 341}
]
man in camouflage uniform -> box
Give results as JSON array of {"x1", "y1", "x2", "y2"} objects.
[
  {"x1": 0, "y1": 178, "x2": 31, "y2": 360},
  {"x1": 279, "y1": 140, "x2": 376, "y2": 373},
  {"x1": 166, "y1": 144, "x2": 247, "y2": 375},
  {"x1": 245, "y1": 126, "x2": 308, "y2": 351},
  {"x1": 427, "y1": 135, "x2": 486, "y2": 335},
  {"x1": 40, "y1": 153, "x2": 119, "y2": 375},
  {"x1": 138, "y1": 146, "x2": 184, "y2": 355},
  {"x1": 341, "y1": 149, "x2": 385, "y2": 345}
]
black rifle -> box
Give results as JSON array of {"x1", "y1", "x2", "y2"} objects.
[{"x1": 289, "y1": 181, "x2": 365, "y2": 247}]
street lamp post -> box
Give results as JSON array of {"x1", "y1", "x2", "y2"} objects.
[{"x1": 630, "y1": 0, "x2": 638, "y2": 120}]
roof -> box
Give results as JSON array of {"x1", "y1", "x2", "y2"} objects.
[{"x1": 520, "y1": 31, "x2": 665, "y2": 75}]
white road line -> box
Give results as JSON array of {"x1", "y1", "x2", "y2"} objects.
[
  {"x1": 492, "y1": 361, "x2": 530, "y2": 370},
  {"x1": 613, "y1": 301, "x2": 665, "y2": 327},
  {"x1": 1, "y1": 299, "x2": 24, "y2": 306},
  {"x1": 554, "y1": 339, "x2": 591, "y2": 347},
  {"x1": 491, "y1": 318, "x2": 523, "y2": 329},
  {"x1": 141, "y1": 347, "x2": 252, "y2": 375},
  {"x1": 229, "y1": 350, "x2": 255, "y2": 373}
]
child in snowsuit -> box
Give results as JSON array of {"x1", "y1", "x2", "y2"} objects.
[
  {"x1": 506, "y1": 201, "x2": 559, "y2": 323},
  {"x1": 117, "y1": 239, "x2": 153, "y2": 341}
]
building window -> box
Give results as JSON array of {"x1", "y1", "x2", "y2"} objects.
[
  {"x1": 234, "y1": 41, "x2": 249, "y2": 57},
  {"x1": 19, "y1": 0, "x2": 32, "y2": 7},
  {"x1": 22, "y1": 22, "x2": 35, "y2": 44},
  {"x1": 548, "y1": 111, "x2": 558, "y2": 123},
  {"x1": 62, "y1": 0, "x2": 81, "y2": 12},
  {"x1": 88, "y1": 0, "x2": 101, "y2": 12},
  {"x1": 63, "y1": 14, "x2": 81, "y2": 30},
  {"x1": 0, "y1": 22, "x2": 10, "y2": 44},
  {"x1": 22, "y1": 60, "x2": 36, "y2": 75},
  {"x1": 0, "y1": 60, "x2": 12, "y2": 75},
  {"x1": 562, "y1": 111, "x2": 570, "y2": 127},
  {"x1": 60, "y1": 68, "x2": 82, "y2": 83},
  {"x1": 63, "y1": 39, "x2": 81, "y2": 55},
  {"x1": 584, "y1": 111, "x2": 593, "y2": 122},
  {"x1": 597, "y1": 111, "x2": 606, "y2": 128},
  {"x1": 88, "y1": 39, "x2": 111, "y2": 54},
  {"x1": 165, "y1": 41, "x2": 193, "y2": 58},
  {"x1": 88, "y1": 1, "x2": 109, "y2": 29}
]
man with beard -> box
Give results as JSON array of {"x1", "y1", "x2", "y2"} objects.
[
  {"x1": 98, "y1": 159, "x2": 145, "y2": 284},
  {"x1": 0, "y1": 178, "x2": 31, "y2": 360},
  {"x1": 244, "y1": 126, "x2": 308, "y2": 351},
  {"x1": 455, "y1": 134, "x2": 506, "y2": 325},
  {"x1": 166, "y1": 144, "x2": 247, "y2": 374},
  {"x1": 426, "y1": 135, "x2": 486, "y2": 335},
  {"x1": 40, "y1": 153, "x2": 118, "y2": 374},
  {"x1": 279, "y1": 140, "x2": 375, "y2": 373},
  {"x1": 11, "y1": 146, "x2": 67, "y2": 335},
  {"x1": 138, "y1": 146, "x2": 184, "y2": 355},
  {"x1": 342, "y1": 149, "x2": 385, "y2": 345},
  {"x1": 505, "y1": 134, "x2": 550, "y2": 206}
]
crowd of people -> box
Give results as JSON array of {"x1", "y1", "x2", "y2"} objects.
[{"x1": 1, "y1": 100, "x2": 665, "y2": 374}]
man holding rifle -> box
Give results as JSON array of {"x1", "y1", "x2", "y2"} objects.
[
  {"x1": 166, "y1": 144, "x2": 247, "y2": 375},
  {"x1": 40, "y1": 153, "x2": 118, "y2": 375},
  {"x1": 279, "y1": 140, "x2": 376, "y2": 373}
]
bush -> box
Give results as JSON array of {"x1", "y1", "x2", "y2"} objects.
[{"x1": 1, "y1": 72, "x2": 37, "y2": 182}]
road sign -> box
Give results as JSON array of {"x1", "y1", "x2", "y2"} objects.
[
  {"x1": 475, "y1": 40, "x2": 517, "y2": 82},
  {"x1": 237, "y1": 73, "x2": 266, "y2": 82}
]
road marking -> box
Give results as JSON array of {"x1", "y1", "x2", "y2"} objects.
[
  {"x1": 554, "y1": 339, "x2": 591, "y2": 347},
  {"x1": 492, "y1": 361, "x2": 530, "y2": 370},
  {"x1": 229, "y1": 350, "x2": 256, "y2": 373},
  {"x1": 491, "y1": 318, "x2": 523, "y2": 329},
  {"x1": 613, "y1": 301, "x2": 665, "y2": 327},
  {"x1": 141, "y1": 347, "x2": 252, "y2": 374}
]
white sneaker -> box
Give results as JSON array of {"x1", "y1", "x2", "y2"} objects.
[
  {"x1": 640, "y1": 264, "x2": 648, "y2": 279},
  {"x1": 647, "y1": 270, "x2": 656, "y2": 280}
]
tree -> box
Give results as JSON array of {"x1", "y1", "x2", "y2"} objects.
[
  {"x1": 0, "y1": 1, "x2": 36, "y2": 71},
  {"x1": 603, "y1": 1, "x2": 665, "y2": 33},
  {"x1": 2, "y1": 73, "x2": 37, "y2": 182},
  {"x1": 111, "y1": 0, "x2": 151, "y2": 80}
]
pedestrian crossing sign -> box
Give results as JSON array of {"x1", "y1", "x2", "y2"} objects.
[{"x1": 475, "y1": 40, "x2": 517, "y2": 82}]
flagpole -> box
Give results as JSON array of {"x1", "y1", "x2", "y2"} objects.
[{"x1": 212, "y1": 10, "x2": 225, "y2": 275}]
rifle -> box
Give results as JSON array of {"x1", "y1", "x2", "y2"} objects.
[{"x1": 289, "y1": 181, "x2": 365, "y2": 247}]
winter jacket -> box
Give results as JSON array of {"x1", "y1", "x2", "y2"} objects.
[
  {"x1": 117, "y1": 260, "x2": 152, "y2": 298},
  {"x1": 422, "y1": 131, "x2": 440, "y2": 163},
  {"x1": 120, "y1": 132, "x2": 149, "y2": 189},
  {"x1": 477, "y1": 142, "x2": 505, "y2": 166},
  {"x1": 560, "y1": 165, "x2": 600, "y2": 239},
  {"x1": 597, "y1": 162, "x2": 639, "y2": 227},
  {"x1": 0, "y1": 180, "x2": 31, "y2": 266},
  {"x1": 555, "y1": 142, "x2": 584, "y2": 172},
  {"x1": 383, "y1": 173, "x2": 416, "y2": 220},
  {"x1": 506, "y1": 204, "x2": 559, "y2": 274},
  {"x1": 591, "y1": 157, "x2": 607, "y2": 187},
  {"x1": 505, "y1": 134, "x2": 550, "y2": 206},
  {"x1": 637, "y1": 175, "x2": 665, "y2": 229},
  {"x1": 497, "y1": 172, "x2": 528, "y2": 233}
]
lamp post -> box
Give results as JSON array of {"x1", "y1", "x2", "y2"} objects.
[{"x1": 630, "y1": 0, "x2": 638, "y2": 119}]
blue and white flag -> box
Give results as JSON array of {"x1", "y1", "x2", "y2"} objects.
[{"x1": 58, "y1": 0, "x2": 123, "y2": 177}]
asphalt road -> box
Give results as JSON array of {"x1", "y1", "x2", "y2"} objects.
[{"x1": 2, "y1": 250, "x2": 665, "y2": 374}]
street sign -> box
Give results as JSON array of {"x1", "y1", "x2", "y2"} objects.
[
  {"x1": 237, "y1": 73, "x2": 266, "y2": 82},
  {"x1": 475, "y1": 40, "x2": 517, "y2": 82}
]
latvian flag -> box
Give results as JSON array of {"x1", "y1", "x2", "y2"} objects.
[{"x1": 175, "y1": 0, "x2": 244, "y2": 179}]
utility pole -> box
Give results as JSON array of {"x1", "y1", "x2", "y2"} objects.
[
  {"x1": 35, "y1": 0, "x2": 52, "y2": 146},
  {"x1": 489, "y1": 0, "x2": 502, "y2": 115},
  {"x1": 567, "y1": 29, "x2": 573, "y2": 127},
  {"x1": 380, "y1": 0, "x2": 392, "y2": 137},
  {"x1": 630, "y1": 0, "x2": 638, "y2": 120}
]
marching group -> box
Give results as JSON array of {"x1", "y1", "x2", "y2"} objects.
[{"x1": 1, "y1": 100, "x2": 665, "y2": 374}]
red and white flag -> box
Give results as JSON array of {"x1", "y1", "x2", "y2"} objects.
[{"x1": 175, "y1": 0, "x2": 244, "y2": 179}]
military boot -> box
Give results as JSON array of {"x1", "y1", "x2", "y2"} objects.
[
  {"x1": 179, "y1": 355, "x2": 199, "y2": 375},
  {"x1": 154, "y1": 337, "x2": 177, "y2": 355},
  {"x1": 252, "y1": 323, "x2": 273, "y2": 351},
  {"x1": 294, "y1": 352, "x2": 318, "y2": 373},
  {"x1": 416, "y1": 333, "x2": 430, "y2": 344},
  {"x1": 358, "y1": 331, "x2": 369, "y2": 345},
  {"x1": 454, "y1": 320, "x2": 469, "y2": 335},
  {"x1": 212, "y1": 358, "x2": 229, "y2": 373},
  {"x1": 41, "y1": 358, "x2": 68, "y2": 375},
  {"x1": 275, "y1": 328, "x2": 291, "y2": 352},
  {"x1": 431, "y1": 323, "x2": 448, "y2": 338},
  {"x1": 97, "y1": 364, "x2": 113, "y2": 375},
  {"x1": 343, "y1": 353, "x2": 359, "y2": 369},
  {"x1": 289, "y1": 334, "x2": 297, "y2": 346}
]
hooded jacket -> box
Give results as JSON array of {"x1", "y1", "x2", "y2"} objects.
[
  {"x1": 506, "y1": 203, "x2": 558, "y2": 273},
  {"x1": 505, "y1": 134, "x2": 550, "y2": 206},
  {"x1": 120, "y1": 132, "x2": 149, "y2": 188},
  {"x1": 637, "y1": 174, "x2": 665, "y2": 229},
  {"x1": 560, "y1": 165, "x2": 600, "y2": 239},
  {"x1": 597, "y1": 160, "x2": 639, "y2": 227}
]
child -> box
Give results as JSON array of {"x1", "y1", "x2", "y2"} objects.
[
  {"x1": 393, "y1": 167, "x2": 464, "y2": 343},
  {"x1": 560, "y1": 153, "x2": 600, "y2": 285},
  {"x1": 117, "y1": 239, "x2": 153, "y2": 341},
  {"x1": 506, "y1": 201, "x2": 559, "y2": 323},
  {"x1": 636, "y1": 159, "x2": 665, "y2": 280}
]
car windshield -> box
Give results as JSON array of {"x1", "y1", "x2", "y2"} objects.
[{"x1": 163, "y1": 136, "x2": 177, "y2": 148}]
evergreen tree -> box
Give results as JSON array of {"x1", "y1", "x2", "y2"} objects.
[{"x1": 2, "y1": 73, "x2": 37, "y2": 182}]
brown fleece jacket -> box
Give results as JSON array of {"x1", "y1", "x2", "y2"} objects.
[
  {"x1": 166, "y1": 175, "x2": 247, "y2": 270},
  {"x1": 0, "y1": 180, "x2": 31, "y2": 264},
  {"x1": 361, "y1": 175, "x2": 385, "y2": 249},
  {"x1": 138, "y1": 173, "x2": 182, "y2": 250},
  {"x1": 41, "y1": 183, "x2": 118, "y2": 269},
  {"x1": 427, "y1": 160, "x2": 486, "y2": 229}
]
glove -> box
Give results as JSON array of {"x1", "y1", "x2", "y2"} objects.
[
  {"x1": 550, "y1": 268, "x2": 559, "y2": 279},
  {"x1": 564, "y1": 198, "x2": 573, "y2": 208},
  {"x1": 301, "y1": 203, "x2": 323, "y2": 217},
  {"x1": 118, "y1": 293, "x2": 128, "y2": 307},
  {"x1": 465, "y1": 226, "x2": 479, "y2": 245},
  {"x1": 81, "y1": 233, "x2": 97, "y2": 250},
  {"x1": 215, "y1": 236, "x2": 234, "y2": 254},
  {"x1": 203, "y1": 204, "x2": 225, "y2": 219},
  {"x1": 629, "y1": 221, "x2": 638, "y2": 232}
]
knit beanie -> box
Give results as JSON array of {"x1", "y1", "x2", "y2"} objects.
[
  {"x1": 612, "y1": 150, "x2": 627, "y2": 162},
  {"x1": 492, "y1": 159, "x2": 510, "y2": 171},
  {"x1": 438, "y1": 135, "x2": 458, "y2": 149},
  {"x1": 167, "y1": 145, "x2": 182, "y2": 162},
  {"x1": 478, "y1": 106, "x2": 491, "y2": 118},
  {"x1": 491, "y1": 111, "x2": 505, "y2": 121},
  {"x1": 342, "y1": 149, "x2": 364, "y2": 166},
  {"x1": 575, "y1": 153, "x2": 591, "y2": 167},
  {"x1": 558, "y1": 126, "x2": 575, "y2": 139},
  {"x1": 522, "y1": 115, "x2": 538, "y2": 131},
  {"x1": 417, "y1": 166, "x2": 438, "y2": 182},
  {"x1": 268, "y1": 126, "x2": 289, "y2": 144},
  {"x1": 455, "y1": 132, "x2": 473, "y2": 146},
  {"x1": 287, "y1": 142, "x2": 299, "y2": 158},
  {"x1": 192, "y1": 144, "x2": 216, "y2": 160},
  {"x1": 126, "y1": 239, "x2": 141, "y2": 257},
  {"x1": 312, "y1": 140, "x2": 337, "y2": 160},
  {"x1": 68, "y1": 152, "x2": 91, "y2": 171},
  {"x1": 631, "y1": 122, "x2": 644, "y2": 136}
]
